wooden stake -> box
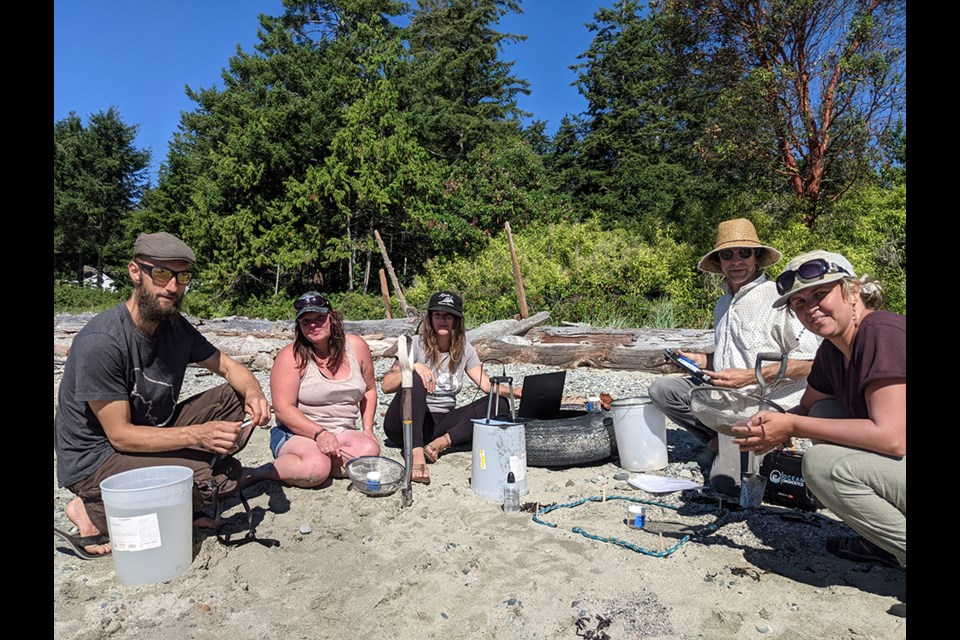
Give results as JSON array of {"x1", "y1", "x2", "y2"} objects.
[
  {"x1": 504, "y1": 221, "x2": 529, "y2": 319},
  {"x1": 378, "y1": 269, "x2": 392, "y2": 319},
  {"x1": 374, "y1": 230, "x2": 417, "y2": 317}
]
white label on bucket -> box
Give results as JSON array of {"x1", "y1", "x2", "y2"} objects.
[
  {"x1": 108, "y1": 513, "x2": 163, "y2": 552},
  {"x1": 508, "y1": 454, "x2": 526, "y2": 481}
]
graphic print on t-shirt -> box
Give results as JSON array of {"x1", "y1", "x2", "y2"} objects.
[{"x1": 130, "y1": 367, "x2": 177, "y2": 427}]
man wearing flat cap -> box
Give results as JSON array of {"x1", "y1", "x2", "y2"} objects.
[
  {"x1": 54, "y1": 232, "x2": 271, "y2": 559},
  {"x1": 649, "y1": 218, "x2": 821, "y2": 495}
]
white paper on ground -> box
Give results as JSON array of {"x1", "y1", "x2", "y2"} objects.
[{"x1": 628, "y1": 474, "x2": 702, "y2": 493}]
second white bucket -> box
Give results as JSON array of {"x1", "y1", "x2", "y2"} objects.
[
  {"x1": 471, "y1": 419, "x2": 528, "y2": 502},
  {"x1": 610, "y1": 397, "x2": 668, "y2": 472},
  {"x1": 100, "y1": 465, "x2": 194, "y2": 586}
]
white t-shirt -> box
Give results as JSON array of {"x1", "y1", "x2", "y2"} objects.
[
  {"x1": 409, "y1": 336, "x2": 481, "y2": 414},
  {"x1": 713, "y1": 275, "x2": 821, "y2": 408}
]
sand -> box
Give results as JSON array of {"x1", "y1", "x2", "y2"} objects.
[{"x1": 53, "y1": 367, "x2": 906, "y2": 639}]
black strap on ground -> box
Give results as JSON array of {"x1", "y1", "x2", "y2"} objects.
[{"x1": 209, "y1": 462, "x2": 280, "y2": 548}]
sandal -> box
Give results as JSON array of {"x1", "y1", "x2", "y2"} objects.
[
  {"x1": 411, "y1": 463, "x2": 431, "y2": 485},
  {"x1": 424, "y1": 433, "x2": 452, "y2": 463},
  {"x1": 826, "y1": 535, "x2": 901, "y2": 569},
  {"x1": 53, "y1": 527, "x2": 112, "y2": 560}
]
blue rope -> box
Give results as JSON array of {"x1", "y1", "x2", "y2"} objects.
[{"x1": 532, "y1": 494, "x2": 730, "y2": 558}]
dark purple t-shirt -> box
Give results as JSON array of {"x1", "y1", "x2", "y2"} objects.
[{"x1": 806, "y1": 310, "x2": 906, "y2": 419}]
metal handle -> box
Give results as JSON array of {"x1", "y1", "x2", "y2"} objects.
[
  {"x1": 485, "y1": 375, "x2": 515, "y2": 422},
  {"x1": 754, "y1": 352, "x2": 788, "y2": 390}
]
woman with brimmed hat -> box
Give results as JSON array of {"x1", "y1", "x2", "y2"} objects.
[
  {"x1": 732, "y1": 251, "x2": 906, "y2": 570},
  {"x1": 649, "y1": 218, "x2": 820, "y2": 495},
  {"x1": 245, "y1": 292, "x2": 380, "y2": 488},
  {"x1": 381, "y1": 291, "x2": 522, "y2": 484}
]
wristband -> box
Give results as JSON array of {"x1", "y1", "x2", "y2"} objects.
[{"x1": 312, "y1": 429, "x2": 324, "y2": 441}]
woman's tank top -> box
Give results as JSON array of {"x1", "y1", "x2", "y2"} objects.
[{"x1": 296, "y1": 341, "x2": 366, "y2": 434}]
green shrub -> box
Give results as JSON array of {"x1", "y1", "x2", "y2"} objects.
[{"x1": 54, "y1": 282, "x2": 127, "y2": 314}]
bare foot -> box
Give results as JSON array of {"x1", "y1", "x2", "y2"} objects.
[
  {"x1": 65, "y1": 497, "x2": 112, "y2": 556},
  {"x1": 193, "y1": 515, "x2": 216, "y2": 529},
  {"x1": 424, "y1": 433, "x2": 452, "y2": 463},
  {"x1": 411, "y1": 447, "x2": 430, "y2": 483},
  {"x1": 240, "y1": 464, "x2": 276, "y2": 489}
]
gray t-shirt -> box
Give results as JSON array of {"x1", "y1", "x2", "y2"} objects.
[
  {"x1": 54, "y1": 303, "x2": 218, "y2": 487},
  {"x1": 409, "y1": 336, "x2": 481, "y2": 414}
]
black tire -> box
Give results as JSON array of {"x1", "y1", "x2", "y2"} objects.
[{"x1": 524, "y1": 410, "x2": 618, "y2": 468}]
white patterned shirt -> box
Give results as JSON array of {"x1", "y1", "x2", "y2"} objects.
[{"x1": 713, "y1": 274, "x2": 821, "y2": 408}]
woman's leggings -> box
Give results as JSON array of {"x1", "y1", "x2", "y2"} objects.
[{"x1": 382, "y1": 375, "x2": 508, "y2": 449}]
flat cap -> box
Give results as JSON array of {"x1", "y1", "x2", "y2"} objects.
[{"x1": 133, "y1": 232, "x2": 197, "y2": 266}]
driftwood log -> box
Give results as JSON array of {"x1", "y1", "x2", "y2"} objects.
[
  {"x1": 474, "y1": 326, "x2": 714, "y2": 374},
  {"x1": 54, "y1": 313, "x2": 714, "y2": 374}
]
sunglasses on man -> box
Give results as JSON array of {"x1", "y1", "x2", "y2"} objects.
[
  {"x1": 775, "y1": 258, "x2": 850, "y2": 295},
  {"x1": 717, "y1": 248, "x2": 755, "y2": 261},
  {"x1": 135, "y1": 261, "x2": 194, "y2": 285}
]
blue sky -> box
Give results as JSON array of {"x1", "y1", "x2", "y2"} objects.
[{"x1": 54, "y1": 1, "x2": 611, "y2": 183}]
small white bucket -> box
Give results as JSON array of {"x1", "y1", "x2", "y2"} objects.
[
  {"x1": 100, "y1": 465, "x2": 194, "y2": 585},
  {"x1": 610, "y1": 397, "x2": 668, "y2": 472},
  {"x1": 471, "y1": 419, "x2": 528, "y2": 502}
]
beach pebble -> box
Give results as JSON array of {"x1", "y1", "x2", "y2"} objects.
[
  {"x1": 614, "y1": 472, "x2": 630, "y2": 481},
  {"x1": 441, "y1": 612, "x2": 449, "y2": 619},
  {"x1": 299, "y1": 524, "x2": 312, "y2": 534},
  {"x1": 506, "y1": 598, "x2": 518, "y2": 606},
  {"x1": 199, "y1": 604, "x2": 211, "y2": 612},
  {"x1": 565, "y1": 480, "x2": 575, "y2": 487},
  {"x1": 756, "y1": 624, "x2": 771, "y2": 634}
]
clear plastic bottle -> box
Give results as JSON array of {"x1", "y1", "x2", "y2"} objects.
[{"x1": 503, "y1": 471, "x2": 520, "y2": 512}]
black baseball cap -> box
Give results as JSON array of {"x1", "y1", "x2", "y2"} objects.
[{"x1": 427, "y1": 291, "x2": 463, "y2": 317}]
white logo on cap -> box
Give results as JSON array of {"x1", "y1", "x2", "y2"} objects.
[{"x1": 438, "y1": 294, "x2": 455, "y2": 306}]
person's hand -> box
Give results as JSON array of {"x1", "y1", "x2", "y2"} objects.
[
  {"x1": 677, "y1": 350, "x2": 707, "y2": 369},
  {"x1": 414, "y1": 363, "x2": 437, "y2": 393},
  {"x1": 315, "y1": 430, "x2": 341, "y2": 457},
  {"x1": 197, "y1": 420, "x2": 243, "y2": 454},
  {"x1": 244, "y1": 390, "x2": 272, "y2": 427},
  {"x1": 703, "y1": 367, "x2": 756, "y2": 389},
  {"x1": 731, "y1": 411, "x2": 794, "y2": 454},
  {"x1": 362, "y1": 429, "x2": 379, "y2": 445}
]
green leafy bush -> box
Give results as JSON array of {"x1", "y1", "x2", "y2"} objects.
[{"x1": 54, "y1": 283, "x2": 128, "y2": 314}]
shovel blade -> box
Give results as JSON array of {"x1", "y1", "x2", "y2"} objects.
[
  {"x1": 739, "y1": 473, "x2": 767, "y2": 508},
  {"x1": 739, "y1": 452, "x2": 767, "y2": 508}
]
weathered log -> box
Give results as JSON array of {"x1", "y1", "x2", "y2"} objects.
[
  {"x1": 465, "y1": 310, "x2": 550, "y2": 343},
  {"x1": 474, "y1": 328, "x2": 714, "y2": 373}
]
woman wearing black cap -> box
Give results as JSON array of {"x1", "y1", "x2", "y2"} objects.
[
  {"x1": 381, "y1": 291, "x2": 521, "y2": 484},
  {"x1": 246, "y1": 292, "x2": 380, "y2": 488}
]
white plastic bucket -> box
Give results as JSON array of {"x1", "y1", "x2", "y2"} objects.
[
  {"x1": 610, "y1": 397, "x2": 668, "y2": 472},
  {"x1": 100, "y1": 465, "x2": 194, "y2": 585},
  {"x1": 471, "y1": 419, "x2": 528, "y2": 502}
]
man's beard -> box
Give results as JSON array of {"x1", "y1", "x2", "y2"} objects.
[{"x1": 136, "y1": 281, "x2": 183, "y2": 325}]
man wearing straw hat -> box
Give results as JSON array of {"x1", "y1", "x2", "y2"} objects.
[
  {"x1": 54, "y1": 232, "x2": 272, "y2": 559},
  {"x1": 649, "y1": 218, "x2": 820, "y2": 495}
]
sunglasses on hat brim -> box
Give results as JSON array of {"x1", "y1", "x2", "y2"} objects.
[
  {"x1": 294, "y1": 294, "x2": 332, "y2": 311},
  {"x1": 776, "y1": 258, "x2": 850, "y2": 295}
]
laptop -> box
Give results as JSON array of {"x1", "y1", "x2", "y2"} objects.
[{"x1": 496, "y1": 371, "x2": 566, "y2": 421}]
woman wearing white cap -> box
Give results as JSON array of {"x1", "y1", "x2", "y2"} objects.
[
  {"x1": 381, "y1": 291, "x2": 521, "y2": 484},
  {"x1": 732, "y1": 251, "x2": 906, "y2": 570}
]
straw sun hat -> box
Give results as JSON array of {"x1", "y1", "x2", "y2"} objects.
[{"x1": 697, "y1": 218, "x2": 783, "y2": 274}]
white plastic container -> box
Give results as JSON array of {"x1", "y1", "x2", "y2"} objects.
[
  {"x1": 471, "y1": 418, "x2": 528, "y2": 502},
  {"x1": 610, "y1": 397, "x2": 668, "y2": 472},
  {"x1": 100, "y1": 465, "x2": 194, "y2": 585}
]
